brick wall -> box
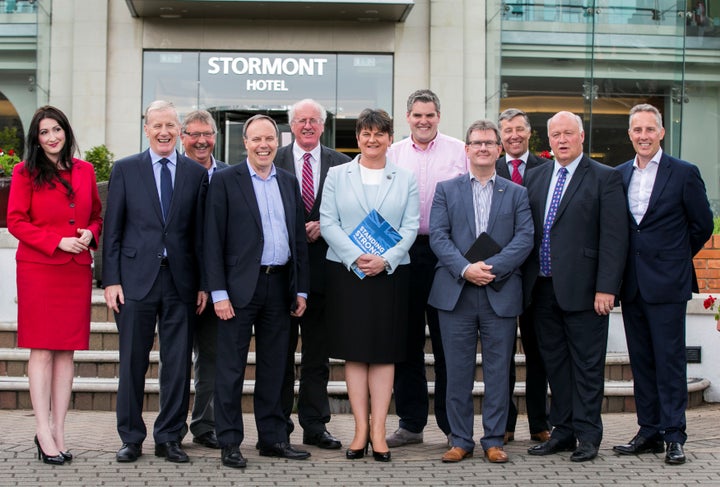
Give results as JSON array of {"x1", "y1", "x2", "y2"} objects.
[{"x1": 694, "y1": 235, "x2": 720, "y2": 292}]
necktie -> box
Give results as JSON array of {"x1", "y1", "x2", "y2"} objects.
[
  {"x1": 301, "y1": 152, "x2": 314, "y2": 213},
  {"x1": 539, "y1": 167, "x2": 568, "y2": 276},
  {"x1": 510, "y1": 159, "x2": 523, "y2": 185},
  {"x1": 159, "y1": 158, "x2": 173, "y2": 221}
]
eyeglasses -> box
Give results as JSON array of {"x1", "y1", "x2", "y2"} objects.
[
  {"x1": 467, "y1": 140, "x2": 499, "y2": 148},
  {"x1": 183, "y1": 131, "x2": 216, "y2": 139},
  {"x1": 292, "y1": 118, "x2": 323, "y2": 126}
]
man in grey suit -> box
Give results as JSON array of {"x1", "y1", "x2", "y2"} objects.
[
  {"x1": 103, "y1": 100, "x2": 209, "y2": 463},
  {"x1": 429, "y1": 120, "x2": 534, "y2": 464},
  {"x1": 276, "y1": 99, "x2": 350, "y2": 449},
  {"x1": 495, "y1": 108, "x2": 551, "y2": 444},
  {"x1": 524, "y1": 111, "x2": 628, "y2": 462},
  {"x1": 180, "y1": 109, "x2": 228, "y2": 450}
]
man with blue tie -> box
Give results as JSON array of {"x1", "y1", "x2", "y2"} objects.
[
  {"x1": 429, "y1": 120, "x2": 533, "y2": 463},
  {"x1": 104, "y1": 100, "x2": 209, "y2": 464},
  {"x1": 612, "y1": 104, "x2": 712, "y2": 465},
  {"x1": 181, "y1": 110, "x2": 228, "y2": 450},
  {"x1": 204, "y1": 114, "x2": 311, "y2": 468},
  {"x1": 524, "y1": 111, "x2": 628, "y2": 462}
]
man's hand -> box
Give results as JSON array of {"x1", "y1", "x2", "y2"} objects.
[
  {"x1": 594, "y1": 292, "x2": 615, "y2": 316},
  {"x1": 305, "y1": 221, "x2": 321, "y2": 243},
  {"x1": 463, "y1": 261, "x2": 496, "y2": 287},
  {"x1": 291, "y1": 296, "x2": 307, "y2": 318},
  {"x1": 196, "y1": 291, "x2": 208, "y2": 315},
  {"x1": 214, "y1": 299, "x2": 236, "y2": 320},
  {"x1": 104, "y1": 284, "x2": 124, "y2": 313}
]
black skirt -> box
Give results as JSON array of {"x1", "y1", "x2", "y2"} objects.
[{"x1": 325, "y1": 260, "x2": 409, "y2": 364}]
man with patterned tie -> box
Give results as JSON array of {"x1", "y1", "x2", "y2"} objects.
[
  {"x1": 103, "y1": 100, "x2": 209, "y2": 463},
  {"x1": 523, "y1": 111, "x2": 628, "y2": 462},
  {"x1": 494, "y1": 108, "x2": 551, "y2": 445},
  {"x1": 275, "y1": 99, "x2": 350, "y2": 450}
]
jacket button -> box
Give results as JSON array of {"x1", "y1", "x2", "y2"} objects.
[
  {"x1": 69, "y1": 219, "x2": 75, "y2": 224},
  {"x1": 69, "y1": 202, "x2": 76, "y2": 208}
]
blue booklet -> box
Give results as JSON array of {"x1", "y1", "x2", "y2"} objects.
[{"x1": 349, "y1": 209, "x2": 402, "y2": 279}]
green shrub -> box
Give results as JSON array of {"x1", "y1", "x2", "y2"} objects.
[{"x1": 84, "y1": 144, "x2": 114, "y2": 182}]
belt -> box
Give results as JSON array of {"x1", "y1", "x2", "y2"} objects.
[
  {"x1": 160, "y1": 257, "x2": 169, "y2": 267},
  {"x1": 260, "y1": 264, "x2": 288, "y2": 275}
]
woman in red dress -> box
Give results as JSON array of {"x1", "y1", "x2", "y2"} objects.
[{"x1": 7, "y1": 106, "x2": 102, "y2": 465}]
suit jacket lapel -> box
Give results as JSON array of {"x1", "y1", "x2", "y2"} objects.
[
  {"x1": 347, "y1": 160, "x2": 370, "y2": 214},
  {"x1": 486, "y1": 177, "x2": 507, "y2": 234},
  {"x1": 532, "y1": 163, "x2": 553, "y2": 230},
  {"x1": 553, "y1": 157, "x2": 588, "y2": 223},
  {"x1": 139, "y1": 151, "x2": 165, "y2": 223},
  {"x1": 644, "y1": 155, "x2": 672, "y2": 223},
  {"x1": 277, "y1": 172, "x2": 295, "y2": 245},
  {"x1": 374, "y1": 164, "x2": 397, "y2": 211},
  {"x1": 311, "y1": 146, "x2": 333, "y2": 219},
  {"x1": 495, "y1": 156, "x2": 511, "y2": 180},
  {"x1": 237, "y1": 162, "x2": 263, "y2": 231},
  {"x1": 165, "y1": 151, "x2": 187, "y2": 225},
  {"x1": 461, "y1": 176, "x2": 476, "y2": 235}
]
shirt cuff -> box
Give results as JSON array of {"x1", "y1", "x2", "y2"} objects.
[{"x1": 211, "y1": 290, "x2": 229, "y2": 303}]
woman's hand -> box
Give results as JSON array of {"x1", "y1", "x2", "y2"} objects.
[
  {"x1": 354, "y1": 254, "x2": 386, "y2": 277},
  {"x1": 58, "y1": 228, "x2": 93, "y2": 254}
]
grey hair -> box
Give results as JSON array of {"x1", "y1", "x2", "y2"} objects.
[
  {"x1": 547, "y1": 111, "x2": 584, "y2": 134},
  {"x1": 498, "y1": 108, "x2": 531, "y2": 131},
  {"x1": 288, "y1": 99, "x2": 327, "y2": 124},
  {"x1": 144, "y1": 100, "x2": 178, "y2": 122},
  {"x1": 629, "y1": 104, "x2": 663, "y2": 129},
  {"x1": 182, "y1": 109, "x2": 217, "y2": 133}
]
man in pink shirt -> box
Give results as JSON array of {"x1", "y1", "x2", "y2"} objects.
[{"x1": 386, "y1": 89, "x2": 467, "y2": 447}]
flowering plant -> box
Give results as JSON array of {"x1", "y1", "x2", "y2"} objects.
[
  {"x1": 702, "y1": 295, "x2": 720, "y2": 332},
  {"x1": 0, "y1": 148, "x2": 21, "y2": 177},
  {"x1": 538, "y1": 150, "x2": 553, "y2": 160}
]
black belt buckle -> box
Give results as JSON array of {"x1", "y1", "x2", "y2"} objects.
[{"x1": 261, "y1": 264, "x2": 285, "y2": 275}]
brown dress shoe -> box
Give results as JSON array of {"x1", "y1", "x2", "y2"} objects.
[
  {"x1": 484, "y1": 446, "x2": 509, "y2": 463},
  {"x1": 441, "y1": 446, "x2": 473, "y2": 463},
  {"x1": 530, "y1": 430, "x2": 551, "y2": 442},
  {"x1": 503, "y1": 432, "x2": 515, "y2": 444}
]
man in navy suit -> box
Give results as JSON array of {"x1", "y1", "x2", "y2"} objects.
[
  {"x1": 276, "y1": 99, "x2": 350, "y2": 449},
  {"x1": 103, "y1": 100, "x2": 209, "y2": 463},
  {"x1": 181, "y1": 109, "x2": 228, "y2": 450},
  {"x1": 524, "y1": 111, "x2": 628, "y2": 462},
  {"x1": 204, "y1": 115, "x2": 311, "y2": 468},
  {"x1": 612, "y1": 104, "x2": 712, "y2": 465},
  {"x1": 429, "y1": 120, "x2": 533, "y2": 464},
  {"x1": 495, "y1": 108, "x2": 551, "y2": 444}
]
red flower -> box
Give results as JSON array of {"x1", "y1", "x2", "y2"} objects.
[
  {"x1": 704, "y1": 295, "x2": 716, "y2": 310},
  {"x1": 7, "y1": 149, "x2": 14, "y2": 156},
  {"x1": 538, "y1": 150, "x2": 552, "y2": 160}
]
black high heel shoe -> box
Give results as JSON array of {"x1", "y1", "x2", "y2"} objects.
[
  {"x1": 34, "y1": 435, "x2": 65, "y2": 465},
  {"x1": 372, "y1": 450, "x2": 391, "y2": 462},
  {"x1": 345, "y1": 441, "x2": 369, "y2": 460},
  {"x1": 60, "y1": 451, "x2": 73, "y2": 462}
]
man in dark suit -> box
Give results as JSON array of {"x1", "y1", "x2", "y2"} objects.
[
  {"x1": 612, "y1": 104, "x2": 712, "y2": 465},
  {"x1": 204, "y1": 114, "x2": 311, "y2": 468},
  {"x1": 103, "y1": 100, "x2": 209, "y2": 464},
  {"x1": 429, "y1": 120, "x2": 533, "y2": 464},
  {"x1": 180, "y1": 109, "x2": 228, "y2": 450},
  {"x1": 495, "y1": 108, "x2": 551, "y2": 445},
  {"x1": 524, "y1": 111, "x2": 628, "y2": 462},
  {"x1": 276, "y1": 99, "x2": 350, "y2": 450}
]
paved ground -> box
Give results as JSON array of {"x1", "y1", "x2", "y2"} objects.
[{"x1": 2, "y1": 405, "x2": 720, "y2": 486}]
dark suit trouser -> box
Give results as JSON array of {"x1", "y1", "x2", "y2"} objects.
[
  {"x1": 440, "y1": 284, "x2": 515, "y2": 452},
  {"x1": 506, "y1": 305, "x2": 550, "y2": 434},
  {"x1": 190, "y1": 305, "x2": 218, "y2": 438},
  {"x1": 532, "y1": 278, "x2": 608, "y2": 447},
  {"x1": 621, "y1": 298, "x2": 688, "y2": 444},
  {"x1": 116, "y1": 266, "x2": 194, "y2": 445},
  {"x1": 393, "y1": 237, "x2": 450, "y2": 435},
  {"x1": 281, "y1": 291, "x2": 331, "y2": 437},
  {"x1": 215, "y1": 271, "x2": 291, "y2": 447}
]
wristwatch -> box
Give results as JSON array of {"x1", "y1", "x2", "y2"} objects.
[{"x1": 382, "y1": 257, "x2": 391, "y2": 273}]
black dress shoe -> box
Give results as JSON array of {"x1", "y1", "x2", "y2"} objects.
[
  {"x1": 372, "y1": 450, "x2": 391, "y2": 462},
  {"x1": 570, "y1": 442, "x2": 598, "y2": 462},
  {"x1": 528, "y1": 438, "x2": 577, "y2": 456},
  {"x1": 154, "y1": 441, "x2": 189, "y2": 463},
  {"x1": 193, "y1": 431, "x2": 220, "y2": 449},
  {"x1": 258, "y1": 441, "x2": 311, "y2": 460},
  {"x1": 613, "y1": 434, "x2": 665, "y2": 455},
  {"x1": 303, "y1": 430, "x2": 342, "y2": 450},
  {"x1": 665, "y1": 442, "x2": 686, "y2": 465},
  {"x1": 116, "y1": 442, "x2": 142, "y2": 463},
  {"x1": 221, "y1": 445, "x2": 247, "y2": 468}
]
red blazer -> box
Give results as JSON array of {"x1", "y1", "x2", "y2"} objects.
[{"x1": 7, "y1": 158, "x2": 103, "y2": 265}]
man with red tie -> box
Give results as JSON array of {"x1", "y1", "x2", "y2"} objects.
[{"x1": 494, "y1": 108, "x2": 551, "y2": 445}]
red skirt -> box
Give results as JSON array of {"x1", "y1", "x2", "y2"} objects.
[{"x1": 16, "y1": 260, "x2": 91, "y2": 350}]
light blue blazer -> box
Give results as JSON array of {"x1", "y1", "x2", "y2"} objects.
[{"x1": 319, "y1": 156, "x2": 420, "y2": 272}]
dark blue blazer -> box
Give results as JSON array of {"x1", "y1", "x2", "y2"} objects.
[
  {"x1": 616, "y1": 152, "x2": 713, "y2": 303},
  {"x1": 203, "y1": 161, "x2": 309, "y2": 308},
  {"x1": 102, "y1": 149, "x2": 208, "y2": 302}
]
